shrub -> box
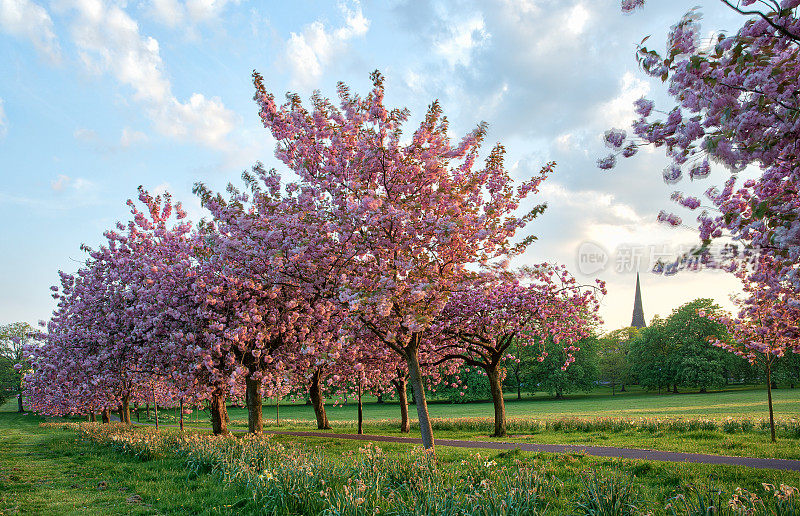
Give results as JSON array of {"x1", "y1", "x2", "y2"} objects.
[{"x1": 575, "y1": 471, "x2": 641, "y2": 516}]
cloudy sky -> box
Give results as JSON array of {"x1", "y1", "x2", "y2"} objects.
[{"x1": 0, "y1": 0, "x2": 749, "y2": 331}]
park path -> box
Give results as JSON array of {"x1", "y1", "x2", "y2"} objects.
[{"x1": 118, "y1": 418, "x2": 800, "y2": 472}]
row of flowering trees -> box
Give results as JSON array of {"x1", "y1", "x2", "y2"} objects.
[{"x1": 24, "y1": 72, "x2": 603, "y2": 450}]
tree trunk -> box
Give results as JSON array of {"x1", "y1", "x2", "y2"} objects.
[
  {"x1": 394, "y1": 376, "x2": 410, "y2": 433},
  {"x1": 620, "y1": 384, "x2": 626, "y2": 392},
  {"x1": 276, "y1": 396, "x2": 280, "y2": 427},
  {"x1": 246, "y1": 376, "x2": 263, "y2": 434},
  {"x1": 672, "y1": 384, "x2": 678, "y2": 394},
  {"x1": 90, "y1": 411, "x2": 96, "y2": 423},
  {"x1": 487, "y1": 366, "x2": 507, "y2": 437},
  {"x1": 309, "y1": 368, "x2": 331, "y2": 429},
  {"x1": 134, "y1": 403, "x2": 140, "y2": 422},
  {"x1": 406, "y1": 348, "x2": 434, "y2": 451},
  {"x1": 17, "y1": 393, "x2": 23, "y2": 413},
  {"x1": 210, "y1": 393, "x2": 229, "y2": 435},
  {"x1": 120, "y1": 394, "x2": 131, "y2": 424},
  {"x1": 357, "y1": 379, "x2": 363, "y2": 435},
  {"x1": 377, "y1": 393, "x2": 383, "y2": 404},
  {"x1": 517, "y1": 380, "x2": 521, "y2": 401},
  {"x1": 101, "y1": 408, "x2": 110, "y2": 424},
  {"x1": 766, "y1": 361, "x2": 776, "y2": 443},
  {"x1": 179, "y1": 399, "x2": 184, "y2": 432},
  {"x1": 145, "y1": 403, "x2": 150, "y2": 419}
]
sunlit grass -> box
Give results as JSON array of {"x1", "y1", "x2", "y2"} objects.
[{"x1": 42, "y1": 419, "x2": 800, "y2": 515}]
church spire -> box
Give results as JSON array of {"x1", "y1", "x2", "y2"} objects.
[{"x1": 631, "y1": 272, "x2": 646, "y2": 328}]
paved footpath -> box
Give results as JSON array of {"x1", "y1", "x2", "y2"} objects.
[{"x1": 122, "y1": 419, "x2": 800, "y2": 472}]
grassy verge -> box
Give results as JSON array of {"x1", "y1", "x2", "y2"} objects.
[
  {"x1": 141, "y1": 385, "x2": 800, "y2": 424},
  {"x1": 5, "y1": 407, "x2": 800, "y2": 515},
  {"x1": 50, "y1": 421, "x2": 800, "y2": 515},
  {"x1": 0, "y1": 411, "x2": 254, "y2": 515},
  {"x1": 137, "y1": 412, "x2": 800, "y2": 460}
]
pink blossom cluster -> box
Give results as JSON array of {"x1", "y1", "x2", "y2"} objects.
[{"x1": 603, "y1": 1, "x2": 800, "y2": 295}]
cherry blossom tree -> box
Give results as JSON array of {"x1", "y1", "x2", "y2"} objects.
[
  {"x1": 432, "y1": 266, "x2": 603, "y2": 437},
  {"x1": 604, "y1": 0, "x2": 800, "y2": 290},
  {"x1": 26, "y1": 188, "x2": 234, "y2": 431},
  {"x1": 704, "y1": 256, "x2": 800, "y2": 442},
  {"x1": 252, "y1": 70, "x2": 553, "y2": 451},
  {"x1": 195, "y1": 165, "x2": 350, "y2": 435}
]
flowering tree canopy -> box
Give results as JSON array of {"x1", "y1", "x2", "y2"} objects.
[
  {"x1": 253, "y1": 70, "x2": 553, "y2": 450},
  {"x1": 432, "y1": 266, "x2": 603, "y2": 436},
  {"x1": 603, "y1": 0, "x2": 800, "y2": 290},
  {"x1": 704, "y1": 255, "x2": 800, "y2": 442}
]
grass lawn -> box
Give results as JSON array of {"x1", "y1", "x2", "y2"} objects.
[
  {"x1": 147, "y1": 384, "x2": 800, "y2": 425},
  {"x1": 0, "y1": 403, "x2": 253, "y2": 515},
  {"x1": 6, "y1": 412, "x2": 800, "y2": 515},
  {"x1": 136, "y1": 385, "x2": 800, "y2": 459},
  {"x1": 4, "y1": 390, "x2": 800, "y2": 515}
]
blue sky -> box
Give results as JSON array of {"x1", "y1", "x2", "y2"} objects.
[{"x1": 0, "y1": 0, "x2": 748, "y2": 330}]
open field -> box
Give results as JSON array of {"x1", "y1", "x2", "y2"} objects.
[
  {"x1": 132, "y1": 385, "x2": 800, "y2": 460},
  {"x1": 4, "y1": 407, "x2": 800, "y2": 515},
  {"x1": 6, "y1": 387, "x2": 800, "y2": 513},
  {"x1": 146, "y1": 385, "x2": 800, "y2": 425},
  {"x1": 0, "y1": 409, "x2": 254, "y2": 514}
]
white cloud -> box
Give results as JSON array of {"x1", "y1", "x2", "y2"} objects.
[
  {"x1": 434, "y1": 11, "x2": 490, "y2": 68},
  {"x1": 555, "y1": 133, "x2": 575, "y2": 152},
  {"x1": 71, "y1": 177, "x2": 93, "y2": 191},
  {"x1": 73, "y1": 127, "x2": 99, "y2": 142},
  {"x1": 147, "y1": 0, "x2": 238, "y2": 28},
  {"x1": 61, "y1": 0, "x2": 237, "y2": 149},
  {"x1": 50, "y1": 174, "x2": 70, "y2": 191},
  {"x1": 74, "y1": 126, "x2": 148, "y2": 151},
  {"x1": 0, "y1": 0, "x2": 61, "y2": 62},
  {"x1": 285, "y1": 0, "x2": 370, "y2": 89},
  {"x1": 498, "y1": 0, "x2": 594, "y2": 56},
  {"x1": 50, "y1": 174, "x2": 95, "y2": 192},
  {"x1": 565, "y1": 3, "x2": 590, "y2": 35},
  {"x1": 596, "y1": 71, "x2": 650, "y2": 129},
  {"x1": 520, "y1": 181, "x2": 741, "y2": 331},
  {"x1": 539, "y1": 181, "x2": 643, "y2": 227},
  {"x1": 185, "y1": 0, "x2": 236, "y2": 22},
  {"x1": 154, "y1": 94, "x2": 234, "y2": 147},
  {"x1": 0, "y1": 98, "x2": 7, "y2": 138},
  {"x1": 119, "y1": 127, "x2": 147, "y2": 147},
  {"x1": 148, "y1": 0, "x2": 184, "y2": 27}
]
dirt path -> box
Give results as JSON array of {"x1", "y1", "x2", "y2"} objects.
[{"x1": 118, "y1": 417, "x2": 800, "y2": 472}]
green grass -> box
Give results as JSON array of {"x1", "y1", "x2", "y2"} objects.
[
  {"x1": 0, "y1": 407, "x2": 253, "y2": 514},
  {"x1": 137, "y1": 385, "x2": 800, "y2": 460},
  {"x1": 40, "y1": 419, "x2": 800, "y2": 515},
  {"x1": 6, "y1": 386, "x2": 800, "y2": 514},
  {"x1": 147, "y1": 384, "x2": 800, "y2": 425},
  {"x1": 4, "y1": 398, "x2": 800, "y2": 515}
]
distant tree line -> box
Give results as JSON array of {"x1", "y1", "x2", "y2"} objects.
[
  {"x1": 0, "y1": 322, "x2": 35, "y2": 411},
  {"x1": 436, "y1": 298, "x2": 800, "y2": 401}
]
